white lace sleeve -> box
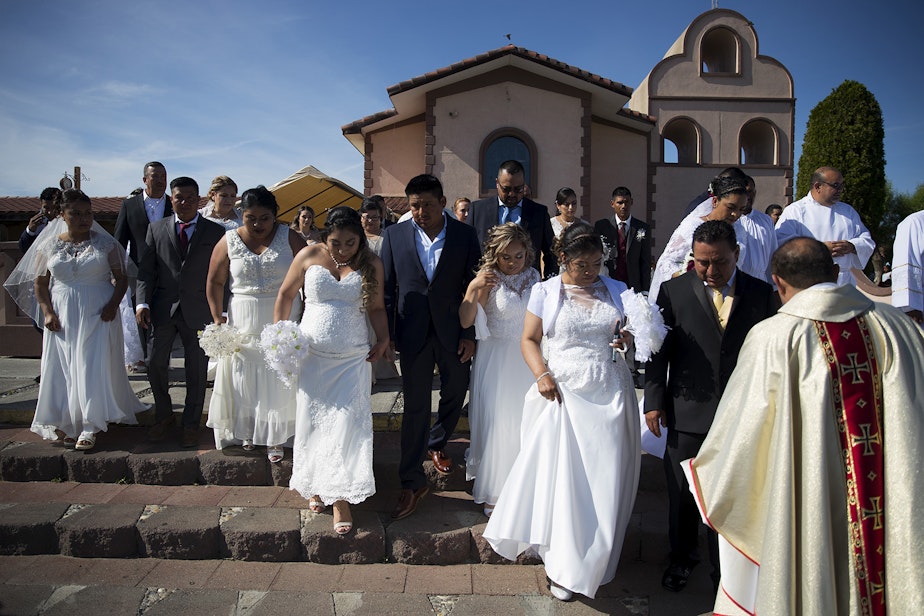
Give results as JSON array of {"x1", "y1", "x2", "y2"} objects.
[{"x1": 649, "y1": 218, "x2": 698, "y2": 304}]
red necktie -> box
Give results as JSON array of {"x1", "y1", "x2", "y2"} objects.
[
  {"x1": 615, "y1": 221, "x2": 628, "y2": 282},
  {"x1": 178, "y1": 222, "x2": 192, "y2": 255}
]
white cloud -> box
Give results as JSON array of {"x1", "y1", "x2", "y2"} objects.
[{"x1": 75, "y1": 81, "x2": 157, "y2": 107}]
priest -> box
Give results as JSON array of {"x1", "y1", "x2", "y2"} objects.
[{"x1": 683, "y1": 237, "x2": 924, "y2": 615}]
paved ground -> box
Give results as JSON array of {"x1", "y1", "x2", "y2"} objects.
[{"x1": 0, "y1": 357, "x2": 716, "y2": 615}]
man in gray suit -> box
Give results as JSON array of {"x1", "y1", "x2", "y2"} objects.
[{"x1": 136, "y1": 177, "x2": 225, "y2": 447}]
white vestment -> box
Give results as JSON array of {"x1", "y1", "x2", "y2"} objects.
[
  {"x1": 684, "y1": 284, "x2": 924, "y2": 615},
  {"x1": 775, "y1": 194, "x2": 875, "y2": 286},
  {"x1": 891, "y1": 209, "x2": 924, "y2": 314},
  {"x1": 736, "y1": 209, "x2": 777, "y2": 283}
]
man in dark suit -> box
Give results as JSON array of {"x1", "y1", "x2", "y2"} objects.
[
  {"x1": 469, "y1": 160, "x2": 556, "y2": 276},
  {"x1": 115, "y1": 161, "x2": 173, "y2": 366},
  {"x1": 595, "y1": 186, "x2": 652, "y2": 387},
  {"x1": 136, "y1": 177, "x2": 225, "y2": 448},
  {"x1": 382, "y1": 174, "x2": 481, "y2": 520},
  {"x1": 644, "y1": 220, "x2": 778, "y2": 594},
  {"x1": 594, "y1": 186, "x2": 651, "y2": 293}
]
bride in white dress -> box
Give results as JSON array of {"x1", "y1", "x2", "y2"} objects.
[
  {"x1": 483, "y1": 223, "x2": 640, "y2": 601},
  {"x1": 5, "y1": 190, "x2": 146, "y2": 450},
  {"x1": 460, "y1": 222, "x2": 539, "y2": 516},
  {"x1": 274, "y1": 207, "x2": 391, "y2": 535},
  {"x1": 205, "y1": 186, "x2": 306, "y2": 461},
  {"x1": 648, "y1": 175, "x2": 749, "y2": 304}
]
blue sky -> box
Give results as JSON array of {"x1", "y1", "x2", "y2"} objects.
[{"x1": 1, "y1": 0, "x2": 921, "y2": 199}]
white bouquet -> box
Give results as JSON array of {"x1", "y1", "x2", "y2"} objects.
[
  {"x1": 197, "y1": 323, "x2": 244, "y2": 358},
  {"x1": 259, "y1": 320, "x2": 311, "y2": 388},
  {"x1": 620, "y1": 289, "x2": 669, "y2": 363}
]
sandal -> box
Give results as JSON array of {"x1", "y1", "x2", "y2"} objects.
[
  {"x1": 483, "y1": 505, "x2": 495, "y2": 518},
  {"x1": 75, "y1": 432, "x2": 96, "y2": 451},
  {"x1": 242, "y1": 439, "x2": 255, "y2": 451},
  {"x1": 333, "y1": 501, "x2": 353, "y2": 535},
  {"x1": 267, "y1": 446, "x2": 284, "y2": 463},
  {"x1": 62, "y1": 437, "x2": 76, "y2": 449},
  {"x1": 308, "y1": 497, "x2": 326, "y2": 514}
]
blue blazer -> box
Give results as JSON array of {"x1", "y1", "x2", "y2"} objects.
[{"x1": 381, "y1": 217, "x2": 481, "y2": 356}]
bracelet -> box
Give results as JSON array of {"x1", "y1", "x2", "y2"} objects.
[{"x1": 536, "y1": 371, "x2": 551, "y2": 383}]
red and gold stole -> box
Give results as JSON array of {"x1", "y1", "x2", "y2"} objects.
[{"x1": 815, "y1": 316, "x2": 885, "y2": 616}]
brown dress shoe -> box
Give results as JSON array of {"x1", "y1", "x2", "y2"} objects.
[
  {"x1": 147, "y1": 417, "x2": 174, "y2": 442},
  {"x1": 428, "y1": 449, "x2": 452, "y2": 475},
  {"x1": 391, "y1": 486, "x2": 429, "y2": 520},
  {"x1": 181, "y1": 426, "x2": 199, "y2": 448}
]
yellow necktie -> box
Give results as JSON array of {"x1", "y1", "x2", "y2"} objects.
[{"x1": 712, "y1": 287, "x2": 726, "y2": 329}]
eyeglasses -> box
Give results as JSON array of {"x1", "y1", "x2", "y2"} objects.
[
  {"x1": 497, "y1": 183, "x2": 525, "y2": 195},
  {"x1": 362, "y1": 214, "x2": 381, "y2": 221},
  {"x1": 821, "y1": 181, "x2": 845, "y2": 190}
]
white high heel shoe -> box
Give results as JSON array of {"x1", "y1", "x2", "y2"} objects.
[{"x1": 549, "y1": 581, "x2": 573, "y2": 601}]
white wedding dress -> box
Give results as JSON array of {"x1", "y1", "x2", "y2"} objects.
[
  {"x1": 31, "y1": 232, "x2": 145, "y2": 439},
  {"x1": 483, "y1": 280, "x2": 641, "y2": 599},
  {"x1": 465, "y1": 267, "x2": 539, "y2": 506},
  {"x1": 289, "y1": 265, "x2": 375, "y2": 505},
  {"x1": 207, "y1": 225, "x2": 297, "y2": 448}
]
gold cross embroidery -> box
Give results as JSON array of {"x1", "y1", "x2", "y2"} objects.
[
  {"x1": 850, "y1": 423, "x2": 882, "y2": 456},
  {"x1": 870, "y1": 571, "x2": 885, "y2": 604},
  {"x1": 862, "y1": 496, "x2": 884, "y2": 530},
  {"x1": 841, "y1": 352, "x2": 871, "y2": 384}
]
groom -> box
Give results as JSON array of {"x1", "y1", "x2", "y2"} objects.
[
  {"x1": 136, "y1": 176, "x2": 225, "y2": 448},
  {"x1": 381, "y1": 174, "x2": 481, "y2": 520}
]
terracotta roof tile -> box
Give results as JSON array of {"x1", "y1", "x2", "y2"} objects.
[{"x1": 0, "y1": 196, "x2": 208, "y2": 217}]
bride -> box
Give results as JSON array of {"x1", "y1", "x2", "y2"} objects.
[
  {"x1": 483, "y1": 222, "x2": 641, "y2": 601},
  {"x1": 205, "y1": 186, "x2": 306, "y2": 461},
  {"x1": 274, "y1": 206, "x2": 391, "y2": 534},
  {"x1": 5, "y1": 189, "x2": 146, "y2": 450}
]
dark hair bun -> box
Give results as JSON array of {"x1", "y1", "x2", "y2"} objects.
[{"x1": 325, "y1": 206, "x2": 362, "y2": 228}]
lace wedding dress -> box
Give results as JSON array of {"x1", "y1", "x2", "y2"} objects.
[
  {"x1": 483, "y1": 279, "x2": 641, "y2": 599},
  {"x1": 289, "y1": 265, "x2": 375, "y2": 505},
  {"x1": 465, "y1": 267, "x2": 539, "y2": 506},
  {"x1": 31, "y1": 232, "x2": 145, "y2": 439},
  {"x1": 207, "y1": 225, "x2": 297, "y2": 448}
]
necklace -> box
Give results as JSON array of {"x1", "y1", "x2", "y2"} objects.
[{"x1": 327, "y1": 247, "x2": 354, "y2": 269}]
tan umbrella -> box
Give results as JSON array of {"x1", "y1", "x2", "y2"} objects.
[{"x1": 268, "y1": 165, "x2": 364, "y2": 226}]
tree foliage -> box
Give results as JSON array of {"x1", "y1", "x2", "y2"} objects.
[
  {"x1": 878, "y1": 182, "x2": 924, "y2": 247},
  {"x1": 796, "y1": 80, "x2": 887, "y2": 238}
]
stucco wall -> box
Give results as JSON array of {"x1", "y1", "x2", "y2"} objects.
[
  {"x1": 649, "y1": 164, "x2": 791, "y2": 256},
  {"x1": 369, "y1": 120, "x2": 425, "y2": 196},
  {"x1": 431, "y1": 83, "x2": 584, "y2": 211},
  {"x1": 648, "y1": 14, "x2": 792, "y2": 99},
  {"x1": 655, "y1": 100, "x2": 793, "y2": 165},
  {"x1": 589, "y1": 123, "x2": 649, "y2": 225}
]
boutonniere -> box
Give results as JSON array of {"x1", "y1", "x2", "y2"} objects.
[{"x1": 635, "y1": 229, "x2": 647, "y2": 242}]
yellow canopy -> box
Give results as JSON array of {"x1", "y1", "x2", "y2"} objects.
[{"x1": 268, "y1": 165, "x2": 364, "y2": 225}]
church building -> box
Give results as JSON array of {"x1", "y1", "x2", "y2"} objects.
[{"x1": 341, "y1": 8, "x2": 794, "y2": 252}]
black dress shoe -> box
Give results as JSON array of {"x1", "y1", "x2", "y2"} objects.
[
  {"x1": 662, "y1": 564, "x2": 693, "y2": 592},
  {"x1": 147, "y1": 417, "x2": 174, "y2": 442}
]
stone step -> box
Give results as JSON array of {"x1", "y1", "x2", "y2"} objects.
[
  {"x1": 0, "y1": 364, "x2": 468, "y2": 434},
  {"x1": 0, "y1": 477, "x2": 669, "y2": 566},
  {"x1": 0, "y1": 425, "x2": 664, "y2": 492},
  {"x1": 0, "y1": 428, "x2": 464, "y2": 489}
]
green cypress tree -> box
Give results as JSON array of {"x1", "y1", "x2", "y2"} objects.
[{"x1": 796, "y1": 80, "x2": 886, "y2": 238}]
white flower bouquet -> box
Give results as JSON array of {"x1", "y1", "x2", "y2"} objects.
[
  {"x1": 620, "y1": 289, "x2": 669, "y2": 362},
  {"x1": 259, "y1": 320, "x2": 311, "y2": 388},
  {"x1": 197, "y1": 323, "x2": 244, "y2": 358}
]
